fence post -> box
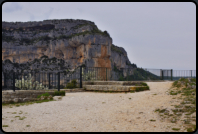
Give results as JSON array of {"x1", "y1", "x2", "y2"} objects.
[
  {"x1": 39, "y1": 73, "x2": 40, "y2": 83},
  {"x1": 4, "y1": 72, "x2": 7, "y2": 88},
  {"x1": 191, "y1": 70, "x2": 192, "y2": 78},
  {"x1": 48, "y1": 73, "x2": 50, "y2": 89},
  {"x1": 106, "y1": 68, "x2": 107, "y2": 81},
  {"x1": 162, "y1": 70, "x2": 164, "y2": 80},
  {"x1": 160, "y1": 69, "x2": 163, "y2": 80},
  {"x1": 80, "y1": 66, "x2": 82, "y2": 88},
  {"x1": 171, "y1": 69, "x2": 173, "y2": 81},
  {"x1": 13, "y1": 72, "x2": 15, "y2": 92},
  {"x1": 58, "y1": 72, "x2": 60, "y2": 91}
]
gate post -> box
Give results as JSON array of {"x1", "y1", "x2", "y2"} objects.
[
  {"x1": 80, "y1": 66, "x2": 82, "y2": 88},
  {"x1": 39, "y1": 73, "x2": 40, "y2": 83},
  {"x1": 48, "y1": 73, "x2": 50, "y2": 89},
  {"x1": 13, "y1": 72, "x2": 15, "y2": 92},
  {"x1": 106, "y1": 68, "x2": 107, "y2": 81},
  {"x1": 162, "y1": 70, "x2": 164, "y2": 80},
  {"x1": 160, "y1": 69, "x2": 163, "y2": 80},
  {"x1": 4, "y1": 72, "x2": 7, "y2": 88},
  {"x1": 58, "y1": 72, "x2": 60, "y2": 91},
  {"x1": 171, "y1": 69, "x2": 173, "y2": 81}
]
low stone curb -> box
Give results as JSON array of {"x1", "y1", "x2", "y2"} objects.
[
  {"x1": 83, "y1": 85, "x2": 149, "y2": 92},
  {"x1": 2, "y1": 88, "x2": 87, "y2": 104},
  {"x1": 45, "y1": 88, "x2": 86, "y2": 93}
]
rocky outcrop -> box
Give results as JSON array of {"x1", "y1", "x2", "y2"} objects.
[{"x1": 2, "y1": 19, "x2": 136, "y2": 75}]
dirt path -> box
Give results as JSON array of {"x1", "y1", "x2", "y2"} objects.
[{"x1": 2, "y1": 81, "x2": 187, "y2": 132}]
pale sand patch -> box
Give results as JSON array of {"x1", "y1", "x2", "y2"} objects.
[{"x1": 2, "y1": 81, "x2": 186, "y2": 132}]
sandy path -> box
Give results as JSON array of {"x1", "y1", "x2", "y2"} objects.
[{"x1": 2, "y1": 81, "x2": 186, "y2": 132}]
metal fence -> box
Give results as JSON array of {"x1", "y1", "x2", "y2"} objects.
[
  {"x1": 81, "y1": 67, "x2": 196, "y2": 81},
  {"x1": 2, "y1": 67, "x2": 82, "y2": 91},
  {"x1": 82, "y1": 67, "x2": 111, "y2": 81},
  {"x1": 2, "y1": 67, "x2": 196, "y2": 91},
  {"x1": 172, "y1": 70, "x2": 196, "y2": 80}
]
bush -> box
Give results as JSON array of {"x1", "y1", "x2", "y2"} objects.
[
  {"x1": 65, "y1": 83, "x2": 75, "y2": 89},
  {"x1": 65, "y1": 79, "x2": 77, "y2": 89},
  {"x1": 54, "y1": 91, "x2": 65, "y2": 96},
  {"x1": 71, "y1": 79, "x2": 77, "y2": 86},
  {"x1": 141, "y1": 82, "x2": 148, "y2": 86},
  {"x1": 146, "y1": 86, "x2": 150, "y2": 90},
  {"x1": 172, "y1": 81, "x2": 178, "y2": 87},
  {"x1": 37, "y1": 92, "x2": 50, "y2": 98},
  {"x1": 191, "y1": 78, "x2": 196, "y2": 83},
  {"x1": 135, "y1": 86, "x2": 149, "y2": 92}
]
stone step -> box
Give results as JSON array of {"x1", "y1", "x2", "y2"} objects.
[
  {"x1": 83, "y1": 85, "x2": 148, "y2": 92},
  {"x1": 49, "y1": 88, "x2": 86, "y2": 93},
  {"x1": 82, "y1": 81, "x2": 144, "y2": 86},
  {"x1": 59, "y1": 88, "x2": 85, "y2": 93}
]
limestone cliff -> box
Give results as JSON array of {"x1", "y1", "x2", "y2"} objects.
[{"x1": 2, "y1": 19, "x2": 136, "y2": 75}]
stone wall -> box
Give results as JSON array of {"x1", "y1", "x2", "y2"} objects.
[
  {"x1": 2, "y1": 90, "x2": 55, "y2": 104},
  {"x1": 2, "y1": 88, "x2": 85, "y2": 104}
]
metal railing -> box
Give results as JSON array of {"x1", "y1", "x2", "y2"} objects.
[
  {"x1": 81, "y1": 67, "x2": 196, "y2": 81},
  {"x1": 82, "y1": 67, "x2": 111, "y2": 81},
  {"x1": 172, "y1": 70, "x2": 196, "y2": 80},
  {"x1": 2, "y1": 67, "x2": 82, "y2": 91},
  {"x1": 2, "y1": 67, "x2": 196, "y2": 91}
]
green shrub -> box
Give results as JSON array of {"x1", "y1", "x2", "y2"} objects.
[
  {"x1": 187, "y1": 128, "x2": 193, "y2": 132},
  {"x1": 135, "y1": 88, "x2": 140, "y2": 92},
  {"x1": 65, "y1": 79, "x2": 77, "y2": 89},
  {"x1": 37, "y1": 92, "x2": 50, "y2": 98},
  {"x1": 65, "y1": 83, "x2": 75, "y2": 89},
  {"x1": 141, "y1": 82, "x2": 148, "y2": 86},
  {"x1": 179, "y1": 77, "x2": 189, "y2": 82},
  {"x1": 54, "y1": 91, "x2": 65, "y2": 96},
  {"x1": 71, "y1": 79, "x2": 77, "y2": 85},
  {"x1": 191, "y1": 78, "x2": 196, "y2": 83},
  {"x1": 170, "y1": 91, "x2": 178, "y2": 95},
  {"x1": 172, "y1": 128, "x2": 180, "y2": 131},
  {"x1": 135, "y1": 86, "x2": 149, "y2": 92},
  {"x1": 172, "y1": 80, "x2": 182, "y2": 88}
]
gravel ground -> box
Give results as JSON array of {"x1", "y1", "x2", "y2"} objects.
[{"x1": 2, "y1": 81, "x2": 189, "y2": 132}]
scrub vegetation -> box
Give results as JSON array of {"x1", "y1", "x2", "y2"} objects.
[{"x1": 155, "y1": 78, "x2": 196, "y2": 132}]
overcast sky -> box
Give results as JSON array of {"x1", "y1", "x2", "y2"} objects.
[{"x1": 2, "y1": 2, "x2": 196, "y2": 70}]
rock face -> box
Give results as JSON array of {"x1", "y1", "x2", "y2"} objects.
[{"x1": 2, "y1": 19, "x2": 136, "y2": 74}]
